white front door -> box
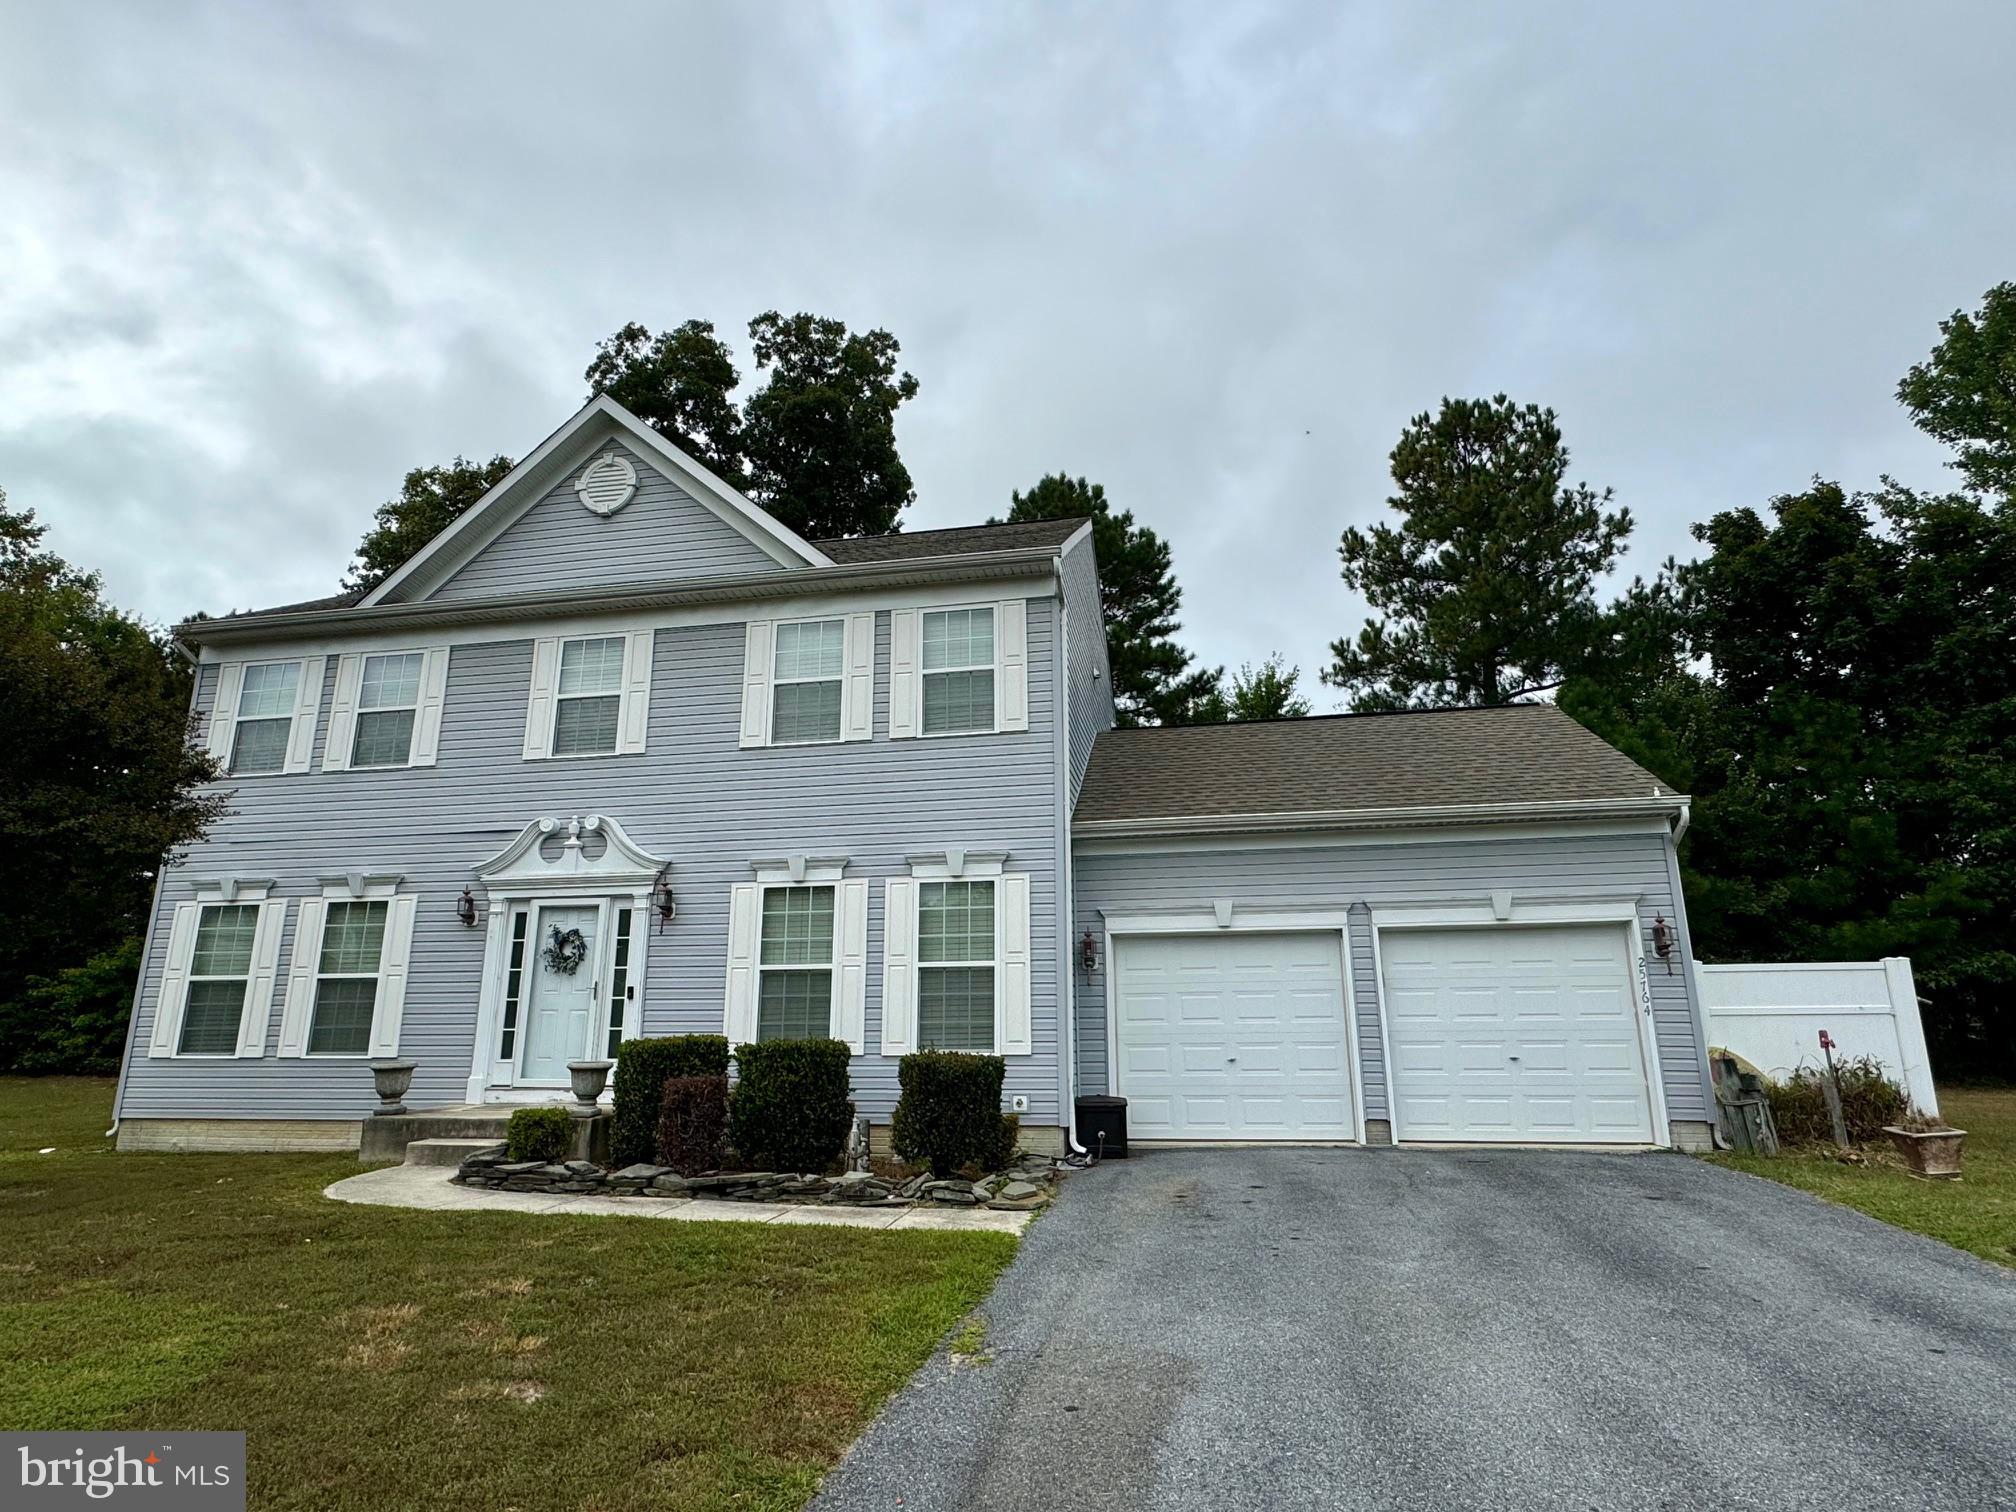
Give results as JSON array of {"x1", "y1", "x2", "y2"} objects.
[
  {"x1": 1380, "y1": 924, "x2": 1655, "y2": 1143},
  {"x1": 520, "y1": 904, "x2": 601, "y2": 1084},
  {"x1": 1112, "y1": 931, "x2": 1354, "y2": 1140}
]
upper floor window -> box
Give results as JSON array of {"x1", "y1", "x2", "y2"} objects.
[
  {"x1": 554, "y1": 636, "x2": 626, "y2": 756},
  {"x1": 307, "y1": 900, "x2": 388, "y2": 1055},
  {"x1": 917, "y1": 879, "x2": 995, "y2": 1051},
  {"x1": 771, "y1": 620, "x2": 845, "y2": 744},
  {"x1": 757, "y1": 884, "x2": 835, "y2": 1039},
  {"x1": 231, "y1": 662, "x2": 301, "y2": 774},
  {"x1": 921, "y1": 608, "x2": 994, "y2": 735},
  {"x1": 179, "y1": 903, "x2": 261, "y2": 1054},
  {"x1": 351, "y1": 654, "x2": 423, "y2": 767}
]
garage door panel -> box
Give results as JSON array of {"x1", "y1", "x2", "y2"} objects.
[
  {"x1": 1382, "y1": 924, "x2": 1655, "y2": 1144},
  {"x1": 1114, "y1": 932, "x2": 1354, "y2": 1141}
]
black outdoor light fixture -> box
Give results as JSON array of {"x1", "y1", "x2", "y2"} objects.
[
  {"x1": 654, "y1": 863, "x2": 678, "y2": 932},
  {"x1": 1651, "y1": 914, "x2": 1675, "y2": 972},
  {"x1": 455, "y1": 887, "x2": 479, "y2": 928},
  {"x1": 1078, "y1": 928, "x2": 1099, "y2": 976}
]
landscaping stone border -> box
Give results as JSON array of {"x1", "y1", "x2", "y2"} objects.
[{"x1": 452, "y1": 1147, "x2": 1060, "y2": 1212}]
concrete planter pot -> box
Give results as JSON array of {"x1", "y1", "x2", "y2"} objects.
[
  {"x1": 367, "y1": 1059, "x2": 418, "y2": 1116},
  {"x1": 566, "y1": 1059, "x2": 616, "y2": 1118},
  {"x1": 1883, "y1": 1125, "x2": 1966, "y2": 1179}
]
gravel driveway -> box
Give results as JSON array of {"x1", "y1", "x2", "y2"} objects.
[{"x1": 811, "y1": 1147, "x2": 2016, "y2": 1512}]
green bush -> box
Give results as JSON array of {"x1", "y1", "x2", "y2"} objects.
[
  {"x1": 729, "y1": 1039, "x2": 855, "y2": 1174},
  {"x1": 506, "y1": 1106, "x2": 574, "y2": 1164},
  {"x1": 987, "y1": 1111, "x2": 1020, "y2": 1170},
  {"x1": 7, "y1": 937, "x2": 141, "y2": 1075},
  {"x1": 656, "y1": 1074, "x2": 730, "y2": 1175},
  {"x1": 612, "y1": 1035, "x2": 730, "y2": 1167},
  {"x1": 1766, "y1": 1056, "x2": 1911, "y2": 1145},
  {"x1": 891, "y1": 1051, "x2": 1007, "y2": 1176}
]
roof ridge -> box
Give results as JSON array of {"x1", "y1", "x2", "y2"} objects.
[{"x1": 1113, "y1": 702, "x2": 1562, "y2": 733}]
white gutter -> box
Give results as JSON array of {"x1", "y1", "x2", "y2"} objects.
[{"x1": 1073, "y1": 794, "x2": 1692, "y2": 841}]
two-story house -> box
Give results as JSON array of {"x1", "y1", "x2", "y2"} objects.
[{"x1": 112, "y1": 396, "x2": 1721, "y2": 1157}]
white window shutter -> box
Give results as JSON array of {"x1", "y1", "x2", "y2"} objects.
[
  {"x1": 841, "y1": 612, "x2": 875, "y2": 742},
  {"x1": 619, "y1": 629, "x2": 653, "y2": 755},
  {"x1": 522, "y1": 637, "x2": 559, "y2": 760},
  {"x1": 237, "y1": 899, "x2": 289, "y2": 1057},
  {"x1": 283, "y1": 656, "x2": 325, "y2": 774},
  {"x1": 148, "y1": 903, "x2": 201, "y2": 1058},
  {"x1": 997, "y1": 600, "x2": 1029, "y2": 733},
  {"x1": 724, "y1": 883, "x2": 761, "y2": 1044},
  {"x1": 277, "y1": 898, "x2": 328, "y2": 1058},
  {"x1": 205, "y1": 663, "x2": 244, "y2": 764},
  {"x1": 409, "y1": 647, "x2": 451, "y2": 766},
  {"x1": 322, "y1": 655, "x2": 363, "y2": 772},
  {"x1": 889, "y1": 609, "x2": 920, "y2": 740},
  {"x1": 367, "y1": 894, "x2": 418, "y2": 1059},
  {"x1": 880, "y1": 877, "x2": 918, "y2": 1055},
  {"x1": 998, "y1": 873, "x2": 1033, "y2": 1055},
  {"x1": 833, "y1": 879, "x2": 869, "y2": 1052},
  {"x1": 739, "y1": 621, "x2": 774, "y2": 748}
]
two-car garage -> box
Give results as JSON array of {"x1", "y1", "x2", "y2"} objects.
[{"x1": 1106, "y1": 919, "x2": 1661, "y2": 1147}]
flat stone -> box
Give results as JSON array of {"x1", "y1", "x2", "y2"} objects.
[
  {"x1": 899, "y1": 1174, "x2": 929, "y2": 1198},
  {"x1": 650, "y1": 1174, "x2": 691, "y2": 1193},
  {"x1": 998, "y1": 1180, "x2": 1041, "y2": 1201},
  {"x1": 536, "y1": 1164, "x2": 574, "y2": 1179},
  {"x1": 564, "y1": 1160, "x2": 604, "y2": 1177},
  {"x1": 494, "y1": 1161, "x2": 545, "y2": 1176},
  {"x1": 930, "y1": 1189, "x2": 980, "y2": 1205},
  {"x1": 612, "y1": 1164, "x2": 665, "y2": 1182},
  {"x1": 987, "y1": 1196, "x2": 1045, "y2": 1211}
]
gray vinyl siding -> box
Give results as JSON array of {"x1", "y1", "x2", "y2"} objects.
[
  {"x1": 123, "y1": 598, "x2": 1062, "y2": 1127},
  {"x1": 1070, "y1": 829, "x2": 1710, "y2": 1129},
  {"x1": 428, "y1": 441, "x2": 779, "y2": 602},
  {"x1": 1060, "y1": 530, "x2": 1112, "y2": 805}
]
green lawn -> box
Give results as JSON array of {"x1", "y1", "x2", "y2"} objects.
[
  {"x1": 0, "y1": 1077, "x2": 1014, "y2": 1510},
  {"x1": 1710, "y1": 1086, "x2": 2016, "y2": 1268}
]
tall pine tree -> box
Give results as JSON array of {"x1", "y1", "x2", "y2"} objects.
[{"x1": 992, "y1": 473, "x2": 1219, "y2": 726}]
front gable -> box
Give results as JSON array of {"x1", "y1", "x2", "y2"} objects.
[{"x1": 365, "y1": 397, "x2": 829, "y2": 606}]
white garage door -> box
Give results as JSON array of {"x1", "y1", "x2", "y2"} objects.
[
  {"x1": 1381, "y1": 924, "x2": 1655, "y2": 1143},
  {"x1": 1112, "y1": 932, "x2": 1354, "y2": 1140}
]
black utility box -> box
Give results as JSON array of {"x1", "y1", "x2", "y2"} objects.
[{"x1": 1074, "y1": 1094, "x2": 1129, "y2": 1159}]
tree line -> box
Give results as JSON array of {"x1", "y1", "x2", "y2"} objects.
[{"x1": 2, "y1": 286, "x2": 2010, "y2": 1077}]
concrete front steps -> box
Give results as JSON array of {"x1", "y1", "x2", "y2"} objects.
[
  {"x1": 358, "y1": 1107, "x2": 512, "y2": 1163},
  {"x1": 404, "y1": 1137, "x2": 505, "y2": 1167}
]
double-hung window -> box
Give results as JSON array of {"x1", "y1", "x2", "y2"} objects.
[
  {"x1": 307, "y1": 901, "x2": 387, "y2": 1054},
  {"x1": 770, "y1": 620, "x2": 845, "y2": 744},
  {"x1": 921, "y1": 608, "x2": 995, "y2": 736},
  {"x1": 231, "y1": 662, "x2": 301, "y2": 774},
  {"x1": 757, "y1": 886, "x2": 835, "y2": 1039},
  {"x1": 179, "y1": 904, "x2": 261, "y2": 1054},
  {"x1": 553, "y1": 636, "x2": 626, "y2": 756},
  {"x1": 350, "y1": 654, "x2": 423, "y2": 767},
  {"x1": 916, "y1": 880, "x2": 996, "y2": 1051}
]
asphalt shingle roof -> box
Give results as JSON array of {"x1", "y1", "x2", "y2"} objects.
[
  {"x1": 814, "y1": 517, "x2": 1087, "y2": 563},
  {"x1": 1073, "y1": 704, "x2": 1674, "y2": 824}
]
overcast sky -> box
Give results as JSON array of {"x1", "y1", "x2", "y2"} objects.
[{"x1": 4, "y1": 2, "x2": 2012, "y2": 707}]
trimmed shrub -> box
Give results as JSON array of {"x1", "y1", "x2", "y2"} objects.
[
  {"x1": 656, "y1": 1074, "x2": 730, "y2": 1175},
  {"x1": 1766, "y1": 1057, "x2": 1911, "y2": 1145},
  {"x1": 729, "y1": 1038, "x2": 855, "y2": 1174},
  {"x1": 987, "y1": 1111, "x2": 1021, "y2": 1170},
  {"x1": 891, "y1": 1050, "x2": 1007, "y2": 1176},
  {"x1": 506, "y1": 1106, "x2": 573, "y2": 1164},
  {"x1": 612, "y1": 1035, "x2": 730, "y2": 1167}
]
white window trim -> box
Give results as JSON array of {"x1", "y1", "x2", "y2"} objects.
[
  {"x1": 148, "y1": 896, "x2": 288, "y2": 1060},
  {"x1": 324, "y1": 648, "x2": 450, "y2": 772},
  {"x1": 277, "y1": 882, "x2": 417, "y2": 1060},
  {"x1": 890, "y1": 601, "x2": 1028, "y2": 740},
  {"x1": 523, "y1": 630, "x2": 652, "y2": 760},
  {"x1": 727, "y1": 859, "x2": 866, "y2": 1051},
  {"x1": 882, "y1": 851, "x2": 1031, "y2": 1056},
  {"x1": 740, "y1": 613, "x2": 874, "y2": 748},
  {"x1": 206, "y1": 657, "x2": 325, "y2": 777}
]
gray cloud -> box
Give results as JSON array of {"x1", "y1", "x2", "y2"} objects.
[{"x1": 2, "y1": 1, "x2": 2009, "y2": 704}]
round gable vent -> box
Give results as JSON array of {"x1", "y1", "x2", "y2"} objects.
[{"x1": 575, "y1": 451, "x2": 638, "y2": 517}]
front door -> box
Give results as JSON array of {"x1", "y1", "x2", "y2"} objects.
[{"x1": 520, "y1": 904, "x2": 600, "y2": 1083}]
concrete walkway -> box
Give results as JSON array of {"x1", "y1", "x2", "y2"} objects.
[{"x1": 324, "y1": 1163, "x2": 1033, "y2": 1234}]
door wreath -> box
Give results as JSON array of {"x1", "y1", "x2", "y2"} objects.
[{"x1": 542, "y1": 926, "x2": 588, "y2": 975}]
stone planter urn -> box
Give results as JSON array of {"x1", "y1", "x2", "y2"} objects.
[
  {"x1": 1883, "y1": 1124, "x2": 1966, "y2": 1179},
  {"x1": 566, "y1": 1059, "x2": 616, "y2": 1118},
  {"x1": 367, "y1": 1059, "x2": 418, "y2": 1116}
]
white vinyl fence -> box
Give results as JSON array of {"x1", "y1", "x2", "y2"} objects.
[{"x1": 1699, "y1": 958, "x2": 1939, "y2": 1116}]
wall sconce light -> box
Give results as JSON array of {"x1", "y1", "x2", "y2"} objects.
[
  {"x1": 1651, "y1": 914, "x2": 1674, "y2": 973},
  {"x1": 456, "y1": 887, "x2": 478, "y2": 928},
  {"x1": 654, "y1": 864, "x2": 677, "y2": 933},
  {"x1": 1078, "y1": 928, "x2": 1099, "y2": 975}
]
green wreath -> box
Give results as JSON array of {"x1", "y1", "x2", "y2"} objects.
[{"x1": 543, "y1": 926, "x2": 588, "y2": 975}]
